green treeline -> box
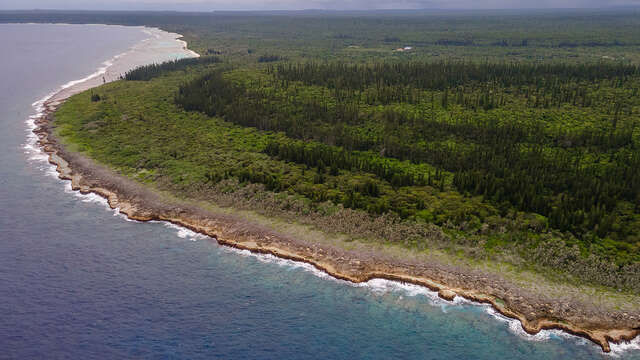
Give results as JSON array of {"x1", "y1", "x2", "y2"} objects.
[
  {"x1": 124, "y1": 56, "x2": 221, "y2": 81},
  {"x1": 264, "y1": 138, "x2": 444, "y2": 188},
  {"x1": 176, "y1": 63, "x2": 640, "y2": 249},
  {"x1": 270, "y1": 62, "x2": 639, "y2": 111},
  {"x1": 271, "y1": 62, "x2": 640, "y2": 90}
]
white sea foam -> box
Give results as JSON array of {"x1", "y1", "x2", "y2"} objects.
[
  {"x1": 481, "y1": 306, "x2": 640, "y2": 356},
  {"x1": 219, "y1": 244, "x2": 447, "y2": 302},
  {"x1": 24, "y1": 91, "x2": 57, "y2": 161},
  {"x1": 161, "y1": 222, "x2": 207, "y2": 241},
  {"x1": 78, "y1": 191, "x2": 110, "y2": 206},
  {"x1": 222, "y1": 246, "x2": 335, "y2": 280},
  {"x1": 485, "y1": 307, "x2": 552, "y2": 341},
  {"x1": 363, "y1": 278, "x2": 442, "y2": 300},
  {"x1": 59, "y1": 65, "x2": 106, "y2": 90},
  {"x1": 609, "y1": 337, "x2": 640, "y2": 358}
]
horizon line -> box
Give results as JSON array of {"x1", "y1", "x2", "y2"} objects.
[{"x1": 2, "y1": 6, "x2": 640, "y2": 13}]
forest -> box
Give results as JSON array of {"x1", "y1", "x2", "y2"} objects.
[
  {"x1": 123, "y1": 56, "x2": 221, "y2": 81},
  {"x1": 175, "y1": 63, "x2": 640, "y2": 250}
]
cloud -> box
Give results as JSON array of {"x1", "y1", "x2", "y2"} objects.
[{"x1": 2, "y1": 0, "x2": 640, "y2": 11}]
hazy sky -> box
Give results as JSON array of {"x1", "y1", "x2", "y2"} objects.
[{"x1": 1, "y1": 0, "x2": 639, "y2": 11}]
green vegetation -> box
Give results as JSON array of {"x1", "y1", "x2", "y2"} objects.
[
  {"x1": 176, "y1": 63, "x2": 640, "y2": 253},
  {"x1": 6, "y1": 9, "x2": 640, "y2": 293},
  {"x1": 123, "y1": 56, "x2": 221, "y2": 81}
]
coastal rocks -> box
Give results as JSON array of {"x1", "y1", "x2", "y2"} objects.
[{"x1": 438, "y1": 289, "x2": 456, "y2": 301}]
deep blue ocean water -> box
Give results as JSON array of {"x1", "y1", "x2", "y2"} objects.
[{"x1": 0, "y1": 23, "x2": 637, "y2": 359}]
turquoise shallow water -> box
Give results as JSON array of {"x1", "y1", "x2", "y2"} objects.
[{"x1": 0, "y1": 23, "x2": 638, "y2": 359}]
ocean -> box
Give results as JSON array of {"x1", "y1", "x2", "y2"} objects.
[{"x1": 0, "y1": 23, "x2": 637, "y2": 359}]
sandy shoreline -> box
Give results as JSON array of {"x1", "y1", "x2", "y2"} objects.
[
  {"x1": 27, "y1": 25, "x2": 640, "y2": 355},
  {"x1": 41, "y1": 26, "x2": 198, "y2": 106}
]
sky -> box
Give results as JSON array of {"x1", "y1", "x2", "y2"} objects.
[{"x1": 1, "y1": 0, "x2": 639, "y2": 11}]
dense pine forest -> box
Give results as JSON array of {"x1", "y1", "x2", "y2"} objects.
[
  {"x1": 175, "y1": 62, "x2": 640, "y2": 257},
  {"x1": 10, "y1": 9, "x2": 639, "y2": 292}
]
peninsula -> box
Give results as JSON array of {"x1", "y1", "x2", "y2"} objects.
[{"x1": 7, "y1": 10, "x2": 640, "y2": 353}]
